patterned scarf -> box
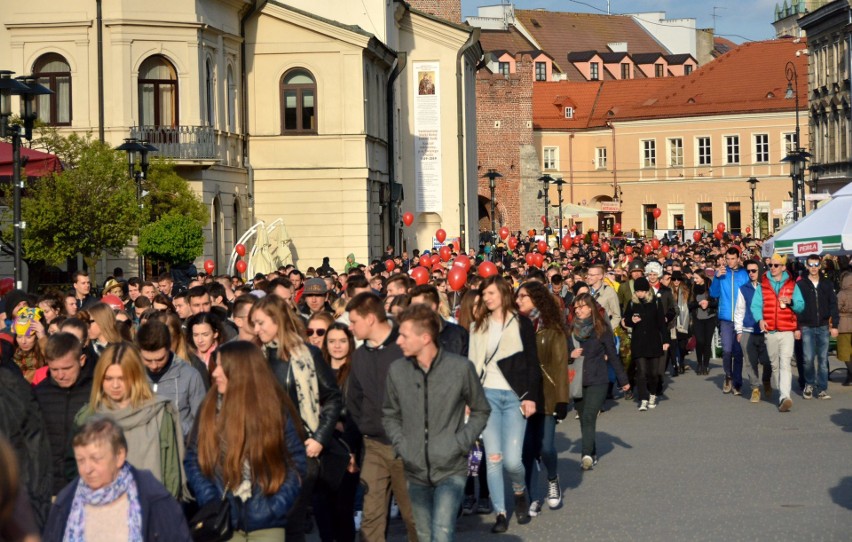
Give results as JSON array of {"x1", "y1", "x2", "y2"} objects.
[
  {"x1": 267, "y1": 342, "x2": 320, "y2": 434},
  {"x1": 63, "y1": 462, "x2": 143, "y2": 542},
  {"x1": 572, "y1": 316, "x2": 595, "y2": 342}
]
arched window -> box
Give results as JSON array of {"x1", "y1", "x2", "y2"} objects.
[
  {"x1": 280, "y1": 68, "x2": 316, "y2": 133},
  {"x1": 33, "y1": 53, "x2": 71, "y2": 125},
  {"x1": 139, "y1": 56, "x2": 178, "y2": 127},
  {"x1": 226, "y1": 66, "x2": 236, "y2": 132},
  {"x1": 205, "y1": 58, "x2": 215, "y2": 126}
]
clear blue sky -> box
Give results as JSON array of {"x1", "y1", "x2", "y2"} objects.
[{"x1": 460, "y1": 0, "x2": 779, "y2": 44}]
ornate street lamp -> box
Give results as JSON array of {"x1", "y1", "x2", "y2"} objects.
[
  {"x1": 0, "y1": 71, "x2": 53, "y2": 289},
  {"x1": 552, "y1": 177, "x2": 567, "y2": 237},
  {"x1": 537, "y1": 174, "x2": 554, "y2": 235},
  {"x1": 482, "y1": 169, "x2": 502, "y2": 242},
  {"x1": 747, "y1": 177, "x2": 759, "y2": 237},
  {"x1": 117, "y1": 138, "x2": 158, "y2": 278},
  {"x1": 784, "y1": 61, "x2": 810, "y2": 221}
]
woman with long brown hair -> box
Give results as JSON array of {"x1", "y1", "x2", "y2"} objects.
[
  {"x1": 81, "y1": 303, "x2": 124, "y2": 355},
  {"x1": 568, "y1": 293, "x2": 629, "y2": 471},
  {"x1": 250, "y1": 295, "x2": 342, "y2": 541},
  {"x1": 515, "y1": 280, "x2": 569, "y2": 513},
  {"x1": 468, "y1": 275, "x2": 541, "y2": 533},
  {"x1": 184, "y1": 341, "x2": 307, "y2": 540}
]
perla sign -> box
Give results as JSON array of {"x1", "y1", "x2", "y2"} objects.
[{"x1": 794, "y1": 240, "x2": 822, "y2": 256}]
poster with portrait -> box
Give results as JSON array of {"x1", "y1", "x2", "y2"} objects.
[{"x1": 413, "y1": 62, "x2": 442, "y2": 213}]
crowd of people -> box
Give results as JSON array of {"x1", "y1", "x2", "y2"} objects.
[{"x1": 0, "y1": 227, "x2": 849, "y2": 541}]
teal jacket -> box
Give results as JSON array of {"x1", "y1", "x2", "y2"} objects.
[{"x1": 750, "y1": 271, "x2": 805, "y2": 324}]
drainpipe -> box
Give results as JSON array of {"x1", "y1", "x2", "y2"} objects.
[
  {"x1": 387, "y1": 53, "x2": 405, "y2": 251},
  {"x1": 240, "y1": 1, "x2": 268, "y2": 225},
  {"x1": 568, "y1": 132, "x2": 575, "y2": 227},
  {"x1": 96, "y1": 0, "x2": 104, "y2": 142},
  {"x1": 456, "y1": 27, "x2": 480, "y2": 252}
]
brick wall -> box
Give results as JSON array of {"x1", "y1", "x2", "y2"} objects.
[
  {"x1": 407, "y1": 0, "x2": 461, "y2": 23},
  {"x1": 476, "y1": 54, "x2": 534, "y2": 234}
]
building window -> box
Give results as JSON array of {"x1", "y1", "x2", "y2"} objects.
[
  {"x1": 543, "y1": 147, "x2": 558, "y2": 170},
  {"x1": 498, "y1": 62, "x2": 510, "y2": 76},
  {"x1": 698, "y1": 202, "x2": 713, "y2": 231},
  {"x1": 668, "y1": 138, "x2": 683, "y2": 166},
  {"x1": 226, "y1": 66, "x2": 236, "y2": 132},
  {"x1": 643, "y1": 204, "x2": 657, "y2": 232},
  {"x1": 725, "y1": 135, "x2": 740, "y2": 164},
  {"x1": 727, "y1": 202, "x2": 742, "y2": 234},
  {"x1": 655, "y1": 63, "x2": 664, "y2": 77},
  {"x1": 684, "y1": 64, "x2": 693, "y2": 75},
  {"x1": 642, "y1": 139, "x2": 656, "y2": 168},
  {"x1": 281, "y1": 68, "x2": 317, "y2": 133},
  {"x1": 754, "y1": 133, "x2": 769, "y2": 163},
  {"x1": 33, "y1": 53, "x2": 71, "y2": 125},
  {"x1": 590, "y1": 62, "x2": 599, "y2": 80},
  {"x1": 621, "y1": 63, "x2": 630, "y2": 79},
  {"x1": 698, "y1": 136, "x2": 711, "y2": 165},
  {"x1": 564, "y1": 107, "x2": 574, "y2": 119},
  {"x1": 784, "y1": 132, "x2": 798, "y2": 153},
  {"x1": 535, "y1": 62, "x2": 547, "y2": 81},
  {"x1": 205, "y1": 58, "x2": 215, "y2": 126},
  {"x1": 139, "y1": 55, "x2": 178, "y2": 127},
  {"x1": 595, "y1": 147, "x2": 607, "y2": 169}
]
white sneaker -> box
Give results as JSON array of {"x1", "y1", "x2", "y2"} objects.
[
  {"x1": 581, "y1": 455, "x2": 594, "y2": 471},
  {"x1": 638, "y1": 400, "x2": 648, "y2": 412},
  {"x1": 648, "y1": 394, "x2": 658, "y2": 409},
  {"x1": 546, "y1": 477, "x2": 562, "y2": 509},
  {"x1": 528, "y1": 499, "x2": 542, "y2": 517},
  {"x1": 354, "y1": 511, "x2": 362, "y2": 531},
  {"x1": 803, "y1": 384, "x2": 813, "y2": 399}
]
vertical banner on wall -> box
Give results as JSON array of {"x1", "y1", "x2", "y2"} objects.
[{"x1": 413, "y1": 61, "x2": 442, "y2": 213}]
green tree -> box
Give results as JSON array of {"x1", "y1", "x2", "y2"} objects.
[
  {"x1": 137, "y1": 213, "x2": 205, "y2": 265},
  {"x1": 21, "y1": 136, "x2": 144, "y2": 273},
  {"x1": 143, "y1": 160, "x2": 208, "y2": 224}
]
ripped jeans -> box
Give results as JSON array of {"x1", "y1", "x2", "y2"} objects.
[{"x1": 482, "y1": 387, "x2": 527, "y2": 515}]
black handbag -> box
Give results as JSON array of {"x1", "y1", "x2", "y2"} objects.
[
  {"x1": 317, "y1": 436, "x2": 351, "y2": 491},
  {"x1": 189, "y1": 493, "x2": 232, "y2": 542}
]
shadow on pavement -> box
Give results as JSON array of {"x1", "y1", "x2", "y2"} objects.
[
  {"x1": 830, "y1": 408, "x2": 852, "y2": 433},
  {"x1": 829, "y1": 476, "x2": 852, "y2": 510}
]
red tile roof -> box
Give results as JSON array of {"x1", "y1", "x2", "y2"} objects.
[
  {"x1": 533, "y1": 39, "x2": 808, "y2": 130},
  {"x1": 479, "y1": 27, "x2": 537, "y2": 56},
  {"x1": 514, "y1": 10, "x2": 669, "y2": 79}
]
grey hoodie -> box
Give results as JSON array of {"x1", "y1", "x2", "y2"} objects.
[{"x1": 147, "y1": 353, "x2": 206, "y2": 440}]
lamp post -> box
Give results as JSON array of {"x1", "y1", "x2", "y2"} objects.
[
  {"x1": 0, "y1": 71, "x2": 53, "y2": 289},
  {"x1": 537, "y1": 174, "x2": 554, "y2": 235},
  {"x1": 784, "y1": 61, "x2": 810, "y2": 221},
  {"x1": 552, "y1": 177, "x2": 567, "y2": 237},
  {"x1": 482, "y1": 169, "x2": 502, "y2": 242},
  {"x1": 117, "y1": 138, "x2": 158, "y2": 278},
  {"x1": 747, "y1": 176, "x2": 759, "y2": 237}
]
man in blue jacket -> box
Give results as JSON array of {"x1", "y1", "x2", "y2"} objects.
[{"x1": 709, "y1": 247, "x2": 750, "y2": 394}]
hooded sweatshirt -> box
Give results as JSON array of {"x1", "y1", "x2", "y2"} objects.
[{"x1": 146, "y1": 353, "x2": 206, "y2": 440}]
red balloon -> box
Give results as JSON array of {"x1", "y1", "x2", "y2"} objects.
[
  {"x1": 601, "y1": 242, "x2": 610, "y2": 253},
  {"x1": 561, "y1": 235, "x2": 571, "y2": 250},
  {"x1": 652, "y1": 208, "x2": 662, "y2": 219},
  {"x1": 591, "y1": 232, "x2": 599, "y2": 243},
  {"x1": 411, "y1": 267, "x2": 429, "y2": 285},
  {"x1": 499, "y1": 227, "x2": 510, "y2": 240},
  {"x1": 0, "y1": 277, "x2": 14, "y2": 296},
  {"x1": 534, "y1": 253, "x2": 544, "y2": 268},
  {"x1": 661, "y1": 247, "x2": 670, "y2": 258},
  {"x1": 573, "y1": 236, "x2": 583, "y2": 247},
  {"x1": 403, "y1": 212, "x2": 414, "y2": 227},
  {"x1": 714, "y1": 231, "x2": 723, "y2": 240},
  {"x1": 651, "y1": 238, "x2": 660, "y2": 249},
  {"x1": 541, "y1": 215, "x2": 548, "y2": 225},
  {"x1": 745, "y1": 226, "x2": 752, "y2": 234},
  {"x1": 478, "y1": 261, "x2": 498, "y2": 278},
  {"x1": 235, "y1": 260, "x2": 247, "y2": 273},
  {"x1": 625, "y1": 246, "x2": 634, "y2": 255},
  {"x1": 385, "y1": 260, "x2": 396, "y2": 272},
  {"x1": 420, "y1": 254, "x2": 432, "y2": 267},
  {"x1": 235, "y1": 244, "x2": 246, "y2": 257},
  {"x1": 432, "y1": 263, "x2": 444, "y2": 272},
  {"x1": 613, "y1": 223, "x2": 622, "y2": 235},
  {"x1": 436, "y1": 229, "x2": 447, "y2": 243},
  {"x1": 571, "y1": 225, "x2": 577, "y2": 232},
  {"x1": 454, "y1": 255, "x2": 472, "y2": 272},
  {"x1": 204, "y1": 259, "x2": 215, "y2": 274},
  {"x1": 448, "y1": 267, "x2": 467, "y2": 291},
  {"x1": 439, "y1": 246, "x2": 452, "y2": 262},
  {"x1": 508, "y1": 236, "x2": 518, "y2": 250},
  {"x1": 693, "y1": 231, "x2": 702, "y2": 242},
  {"x1": 643, "y1": 244, "x2": 653, "y2": 255},
  {"x1": 717, "y1": 222, "x2": 726, "y2": 233},
  {"x1": 525, "y1": 253, "x2": 535, "y2": 265},
  {"x1": 537, "y1": 240, "x2": 548, "y2": 254}
]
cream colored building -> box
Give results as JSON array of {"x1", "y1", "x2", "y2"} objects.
[{"x1": 533, "y1": 40, "x2": 812, "y2": 239}]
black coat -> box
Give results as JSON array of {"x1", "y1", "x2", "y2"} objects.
[
  {"x1": 495, "y1": 315, "x2": 544, "y2": 411},
  {"x1": 34, "y1": 368, "x2": 94, "y2": 495},
  {"x1": 796, "y1": 277, "x2": 840, "y2": 328},
  {"x1": 568, "y1": 326, "x2": 628, "y2": 388},
  {"x1": 439, "y1": 320, "x2": 469, "y2": 357},
  {"x1": 623, "y1": 296, "x2": 670, "y2": 359},
  {"x1": 266, "y1": 344, "x2": 343, "y2": 448},
  {"x1": 347, "y1": 326, "x2": 403, "y2": 443},
  {"x1": 43, "y1": 465, "x2": 192, "y2": 542}
]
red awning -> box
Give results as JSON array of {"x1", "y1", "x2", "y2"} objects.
[{"x1": 0, "y1": 141, "x2": 62, "y2": 177}]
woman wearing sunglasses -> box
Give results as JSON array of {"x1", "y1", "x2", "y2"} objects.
[{"x1": 306, "y1": 312, "x2": 335, "y2": 349}]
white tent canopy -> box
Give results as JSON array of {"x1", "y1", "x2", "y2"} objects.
[{"x1": 768, "y1": 183, "x2": 852, "y2": 257}]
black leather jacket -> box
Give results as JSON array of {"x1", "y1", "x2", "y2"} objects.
[{"x1": 265, "y1": 344, "x2": 343, "y2": 447}]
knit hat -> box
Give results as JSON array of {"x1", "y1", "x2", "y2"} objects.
[
  {"x1": 303, "y1": 278, "x2": 328, "y2": 296},
  {"x1": 633, "y1": 277, "x2": 651, "y2": 292},
  {"x1": 3, "y1": 289, "x2": 30, "y2": 317},
  {"x1": 644, "y1": 261, "x2": 663, "y2": 276}
]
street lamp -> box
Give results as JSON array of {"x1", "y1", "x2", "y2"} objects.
[
  {"x1": 747, "y1": 176, "x2": 759, "y2": 237},
  {"x1": 784, "y1": 61, "x2": 810, "y2": 221},
  {"x1": 537, "y1": 174, "x2": 554, "y2": 235},
  {"x1": 482, "y1": 169, "x2": 502, "y2": 242},
  {"x1": 117, "y1": 138, "x2": 158, "y2": 278},
  {"x1": 0, "y1": 71, "x2": 53, "y2": 289},
  {"x1": 552, "y1": 177, "x2": 567, "y2": 237}
]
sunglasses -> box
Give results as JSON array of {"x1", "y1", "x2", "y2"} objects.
[
  {"x1": 769, "y1": 263, "x2": 785, "y2": 268},
  {"x1": 306, "y1": 328, "x2": 326, "y2": 337},
  {"x1": 806, "y1": 262, "x2": 820, "y2": 268},
  {"x1": 747, "y1": 269, "x2": 759, "y2": 274}
]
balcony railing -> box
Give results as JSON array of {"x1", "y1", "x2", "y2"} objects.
[{"x1": 130, "y1": 125, "x2": 244, "y2": 167}]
